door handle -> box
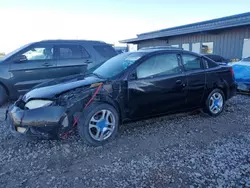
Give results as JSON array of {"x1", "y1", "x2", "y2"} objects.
[
  {"x1": 176, "y1": 80, "x2": 186, "y2": 87},
  {"x1": 176, "y1": 80, "x2": 182, "y2": 85},
  {"x1": 42, "y1": 62, "x2": 52, "y2": 67},
  {"x1": 84, "y1": 60, "x2": 92, "y2": 64}
]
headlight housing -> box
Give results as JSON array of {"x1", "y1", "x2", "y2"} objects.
[{"x1": 25, "y1": 100, "x2": 53, "y2": 109}]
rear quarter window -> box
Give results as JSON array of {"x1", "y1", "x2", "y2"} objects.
[
  {"x1": 93, "y1": 45, "x2": 117, "y2": 58},
  {"x1": 182, "y1": 54, "x2": 202, "y2": 71},
  {"x1": 203, "y1": 58, "x2": 218, "y2": 69}
]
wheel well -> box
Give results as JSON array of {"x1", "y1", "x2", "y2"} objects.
[
  {"x1": 103, "y1": 100, "x2": 123, "y2": 124},
  {"x1": 204, "y1": 86, "x2": 227, "y2": 105},
  {"x1": 218, "y1": 86, "x2": 227, "y2": 100},
  {"x1": 0, "y1": 82, "x2": 9, "y2": 96}
]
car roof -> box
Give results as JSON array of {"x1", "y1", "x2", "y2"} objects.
[
  {"x1": 137, "y1": 47, "x2": 202, "y2": 57},
  {"x1": 138, "y1": 46, "x2": 182, "y2": 52},
  {"x1": 34, "y1": 40, "x2": 109, "y2": 45}
]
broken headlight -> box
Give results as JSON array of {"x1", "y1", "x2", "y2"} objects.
[{"x1": 25, "y1": 100, "x2": 53, "y2": 109}]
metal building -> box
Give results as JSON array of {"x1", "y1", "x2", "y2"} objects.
[{"x1": 120, "y1": 12, "x2": 250, "y2": 60}]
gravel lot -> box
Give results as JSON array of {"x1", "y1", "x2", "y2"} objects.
[{"x1": 0, "y1": 95, "x2": 250, "y2": 188}]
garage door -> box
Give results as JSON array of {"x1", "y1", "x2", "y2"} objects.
[{"x1": 242, "y1": 38, "x2": 250, "y2": 58}]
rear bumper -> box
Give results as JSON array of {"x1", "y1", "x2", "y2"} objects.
[
  {"x1": 6, "y1": 104, "x2": 67, "y2": 139},
  {"x1": 237, "y1": 83, "x2": 250, "y2": 92}
]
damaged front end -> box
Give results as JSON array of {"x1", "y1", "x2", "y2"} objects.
[
  {"x1": 6, "y1": 99, "x2": 68, "y2": 139},
  {"x1": 6, "y1": 84, "x2": 94, "y2": 140},
  {"x1": 6, "y1": 81, "x2": 115, "y2": 140}
]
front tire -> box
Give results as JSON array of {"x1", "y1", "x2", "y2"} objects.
[
  {"x1": 204, "y1": 89, "x2": 225, "y2": 117},
  {"x1": 0, "y1": 85, "x2": 8, "y2": 106},
  {"x1": 77, "y1": 102, "x2": 119, "y2": 146}
]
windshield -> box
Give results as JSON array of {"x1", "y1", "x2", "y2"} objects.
[
  {"x1": 1, "y1": 43, "x2": 31, "y2": 61},
  {"x1": 93, "y1": 52, "x2": 145, "y2": 78}
]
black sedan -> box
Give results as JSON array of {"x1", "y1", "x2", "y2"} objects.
[{"x1": 7, "y1": 47, "x2": 236, "y2": 146}]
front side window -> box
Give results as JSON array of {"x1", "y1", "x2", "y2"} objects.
[
  {"x1": 136, "y1": 53, "x2": 180, "y2": 79},
  {"x1": 22, "y1": 46, "x2": 54, "y2": 60},
  {"x1": 56, "y1": 45, "x2": 85, "y2": 59},
  {"x1": 202, "y1": 42, "x2": 213, "y2": 54},
  {"x1": 182, "y1": 54, "x2": 202, "y2": 71}
]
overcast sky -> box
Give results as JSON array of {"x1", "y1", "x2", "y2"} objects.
[{"x1": 0, "y1": 0, "x2": 249, "y2": 53}]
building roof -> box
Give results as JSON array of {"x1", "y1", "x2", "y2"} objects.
[{"x1": 120, "y1": 12, "x2": 250, "y2": 43}]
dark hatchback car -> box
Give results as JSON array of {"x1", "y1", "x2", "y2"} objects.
[
  {"x1": 0, "y1": 40, "x2": 117, "y2": 105},
  {"x1": 7, "y1": 47, "x2": 236, "y2": 146}
]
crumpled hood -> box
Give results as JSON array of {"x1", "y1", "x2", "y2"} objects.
[{"x1": 22, "y1": 75, "x2": 104, "y2": 102}]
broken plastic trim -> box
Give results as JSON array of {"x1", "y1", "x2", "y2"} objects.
[{"x1": 61, "y1": 83, "x2": 103, "y2": 139}]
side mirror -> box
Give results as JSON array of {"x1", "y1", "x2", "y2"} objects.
[{"x1": 13, "y1": 55, "x2": 27, "y2": 62}]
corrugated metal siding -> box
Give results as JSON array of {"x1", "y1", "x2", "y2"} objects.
[{"x1": 138, "y1": 26, "x2": 250, "y2": 59}]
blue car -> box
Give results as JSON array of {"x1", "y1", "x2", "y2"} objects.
[{"x1": 230, "y1": 57, "x2": 250, "y2": 92}]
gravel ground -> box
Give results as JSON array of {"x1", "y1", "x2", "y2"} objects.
[{"x1": 0, "y1": 95, "x2": 250, "y2": 188}]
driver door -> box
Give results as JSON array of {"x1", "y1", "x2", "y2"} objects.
[
  {"x1": 126, "y1": 52, "x2": 187, "y2": 119},
  {"x1": 9, "y1": 43, "x2": 57, "y2": 96}
]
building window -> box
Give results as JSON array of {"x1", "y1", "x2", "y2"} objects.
[
  {"x1": 171, "y1": 44, "x2": 179, "y2": 48},
  {"x1": 182, "y1": 43, "x2": 189, "y2": 51},
  {"x1": 192, "y1": 43, "x2": 200, "y2": 53},
  {"x1": 202, "y1": 42, "x2": 213, "y2": 54},
  {"x1": 242, "y1": 38, "x2": 250, "y2": 58}
]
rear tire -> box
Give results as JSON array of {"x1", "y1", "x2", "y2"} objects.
[
  {"x1": 204, "y1": 88, "x2": 225, "y2": 117},
  {"x1": 77, "y1": 102, "x2": 119, "y2": 146},
  {"x1": 0, "y1": 85, "x2": 8, "y2": 106}
]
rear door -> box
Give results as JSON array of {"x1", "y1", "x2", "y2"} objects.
[
  {"x1": 127, "y1": 52, "x2": 188, "y2": 119},
  {"x1": 54, "y1": 44, "x2": 90, "y2": 77},
  {"x1": 181, "y1": 53, "x2": 206, "y2": 108},
  {"x1": 9, "y1": 43, "x2": 57, "y2": 95}
]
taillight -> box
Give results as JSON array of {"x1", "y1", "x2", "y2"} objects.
[{"x1": 230, "y1": 67, "x2": 235, "y2": 79}]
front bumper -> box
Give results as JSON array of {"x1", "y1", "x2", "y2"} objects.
[{"x1": 6, "y1": 104, "x2": 68, "y2": 139}]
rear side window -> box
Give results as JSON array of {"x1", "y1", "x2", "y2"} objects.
[
  {"x1": 203, "y1": 58, "x2": 218, "y2": 68},
  {"x1": 205, "y1": 55, "x2": 226, "y2": 62},
  {"x1": 136, "y1": 53, "x2": 181, "y2": 79},
  {"x1": 182, "y1": 54, "x2": 202, "y2": 71},
  {"x1": 56, "y1": 45, "x2": 90, "y2": 59},
  {"x1": 93, "y1": 45, "x2": 117, "y2": 58}
]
